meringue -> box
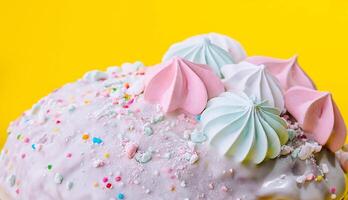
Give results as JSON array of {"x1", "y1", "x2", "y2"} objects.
[
  {"x1": 201, "y1": 92, "x2": 288, "y2": 164},
  {"x1": 144, "y1": 57, "x2": 224, "y2": 115},
  {"x1": 162, "y1": 33, "x2": 246, "y2": 77},
  {"x1": 246, "y1": 55, "x2": 316, "y2": 91},
  {"x1": 221, "y1": 61, "x2": 285, "y2": 112},
  {"x1": 285, "y1": 86, "x2": 346, "y2": 152}
]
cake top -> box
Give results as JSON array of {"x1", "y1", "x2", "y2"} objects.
[{"x1": 0, "y1": 33, "x2": 347, "y2": 200}]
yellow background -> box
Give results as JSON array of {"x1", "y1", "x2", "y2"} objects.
[{"x1": 1, "y1": 0, "x2": 348, "y2": 148}]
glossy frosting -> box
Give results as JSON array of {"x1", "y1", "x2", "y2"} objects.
[
  {"x1": 221, "y1": 61, "x2": 285, "y2": 112},
  {"x1": 162, "y1": 33, "x2": 246, "y2": 77},
  {"x1": 144, "y1": 57, "x2": 224, "y2": 115},
  {"x1": 201, "y1": 92, "x2": 288, "y2": 164},
  {"x1": 285, "y1": 86, "x2": 347, "y2": 152},
  {"x1": 246, "y1": 55, "x2": 316, "y2": 91},
  {"x1": 0, "y1": 65, "x2": 346, "y2": 200}
]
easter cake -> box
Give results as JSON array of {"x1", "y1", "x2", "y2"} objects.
[{"x1": 0, "y1": 33, "x2": 347, "y2": 200}]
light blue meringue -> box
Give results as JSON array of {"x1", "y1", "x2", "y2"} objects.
[
  {"x1": 163, "y1": 37, "x2": 235, "y2": 78},
  {"x1": 201, "y1": 92, "x2": 288, "y2": 164}
]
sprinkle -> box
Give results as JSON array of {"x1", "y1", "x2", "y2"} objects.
[
  {"x1": 104, "y1": 153, "x2": 110, "y2": 158},
  {"x1": 296, "y1": 175, "x2": 306, "y2": 184},
  {"x1": 124, "y1": 83, "x2": 130, "y2": 89},
  {"x1": 21, "y1": 154, "x2": 26, "y2": 159},
  {"x1": 92, "y1": 137, "x2": 103, "y2": 145},
  {"x1": 315, "y1": 175, "x2": 323, "y2": 182},
  {"x1": 106, "y1": 183, "x2": 112, "y2": 189},
  {"x1": 47, "y1": 164, "x2": 53, "y2": 170},
  {"x1": 180, "y1": 181, "x2": 187, "y2": 188},
  {"x1": 195, "y1": 115, "x2": 201, "y2": 121},
  {"x1": 125, "y1": 143, "x2": 138, "y2": 159},
  {"x1": 31, "y1": 144, "x2": 36, "y2": 150},
  {"x1": 102, "y1": 177, "x2": 108, "y2": 183},
  {"x1": 208, "y1": 183, "x2": 214, "y2": 190},
  {"x1": 189, "y1": 153, "x2": 199, "y2": 164},
  {"x1": 115, "y1": 176, "x2": 122, "y2": 182},
  {"x1": 221, "y1": 185, "x2": 228, "y2": 192},
  {"x1": 54, "y1": 173, "x2": 64, "y2": 184},
  {"x1": 330, "y1": 187, "x2": 336, "y2": 194},
  {"x1": 135, "y1": 151, "x2": 152, "y2": 164},
  {"x1": 190, "y1": 132, "x2": 207, "y2": 143},
  {"x1": 143, "y1": 125, "x2": 153, "y2": 136},
  {"x1": 331, "y1": 194, "x2": 337, "y2": 199},
  {"x1": 66, "y1": 153, "x2": 72, "y2": 158},
  {"x1": 7, "y1": 174, "x2": 16, "y2": 187},
  {"x1": 117, "y1": 193, "x2": 125, "y2": 199},
  {"x1": 66, "y1": 181, "x2": 74, "y2": 190},
  {"x1": 82, "y1": 134, "x2": 90, "y2": 140},
  {"x1": 56, "y1": 120, "x2": 61, "y2": 124},
  {"x1": 68, "y1": 105, "x2": 76, "y2": 112},
  {"x1": 93, "y1": 159, "x2": 105, "y2": 168},
  {"x1": 23, "y1": 137, "x2": 30, "y2": 143},
  {"x1": 170, "y1": 185, "x2": 176, "y2": 192}
]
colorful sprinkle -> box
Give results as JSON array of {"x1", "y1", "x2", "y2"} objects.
[
  {"x1": 47, "y1": 164, "x2": 53, "y2": 170},
  {"x1": 92, "y1": 137, "x2": 103, "y2": 144},
  {"x1": 31, "y1": 144, "x2": 36, "y2": 150},
  {"x1": 106, "y1": 183, "x2": 112, "y2": 189},
  {"x1": 104, "y1": 153, "x2": 110, "y2": 158},
  {"x1": 117, "y1": 193, "x2": 125, "y2": 199},
  {"x1": 66, "y1": 153, "x2": 72, "y2": 158},
  {"x1": 102, "y1": 177, "x2": 108, "y2": 183},
  {"x1": 82, "y1": 134, "x2": 90, "y2": 140},
  {"x1": 115, "y1": 176, "x2": 122, "y2": 182},
  {"x1": 66, "y1": 181, "x2": 74, "y2": 190}
]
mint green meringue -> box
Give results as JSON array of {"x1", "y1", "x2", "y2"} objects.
[
  {"x1": 201, "y1": 92, "x2": 288, "y2": 164},
  {"x1": 162, "y1": 37, "x2": 235, "y2": 78}
]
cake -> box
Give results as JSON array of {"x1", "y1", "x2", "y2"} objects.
[{"x1": 0, "y1": 33, "x2": 347, "y2": 200}]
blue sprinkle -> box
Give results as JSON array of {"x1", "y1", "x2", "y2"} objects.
[
  {"x1": 195, "y1": 115, "x2": 201, "y2": 121},
  {"x1": 92, "y1": 137, "x2": 103, "y2": 145},
  {"x1": 31, "y1": 144, "x2": 36, "y2": 150},
  {"x1": 117, "y1": 193, "x2": 125, "y2": 199}
]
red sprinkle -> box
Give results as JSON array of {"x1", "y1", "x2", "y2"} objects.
[
  {"x1": 56, "y1": 120, "x2": 61, "y2": 124},
  {"x1": 106, "y1": 183, "x2": 112, "y2": 189},
  {"x1": 330, "y1": 187, "x2": 337, "y2": 194},
  {"x1": 102, "y1": 177, "x2": 108, "y2": 183}
]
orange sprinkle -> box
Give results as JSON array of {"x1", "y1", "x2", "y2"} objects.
[
  {"x1": 82, "y1": 134, "x2": 90, "y2": 140},
  {"x1": 124, "y1": 83, "x2": 130, "y2": 89}
]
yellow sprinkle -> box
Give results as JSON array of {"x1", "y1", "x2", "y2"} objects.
[
  {"x1": 124, "y1": 93, "x2": 131, "y2": 100},
  {"x1": 315, "y1": 175, "x2": 323, "y2": 182},
  {"x1": 104, "y1": 153, "x2": 110, "y2": 158},
  {"x1": 84, "y1": 100, "x2": 91, "y2": 105},
  {"x1": 82, "y1": 134, "x2": 90, "y2": 140}
]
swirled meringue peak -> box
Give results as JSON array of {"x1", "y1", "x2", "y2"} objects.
[
  {"x1": 285, "y1": 86, "x2": 347, "y2": 152},
  {"x1": 144, "y1": 57, "x2": 224, "y2": 115},
  {"x1": 201, "y1": 92, "x2": 289, "y2": 164},
  {"x1": 221, "y1": 61, "x2": 285, "y2": 112},
  {"x1": 162, "y1": 33, "x2": 246, "y2": 77},
  {"x1": 246, "y1": 55, "x2": 316, "y2": 91}
]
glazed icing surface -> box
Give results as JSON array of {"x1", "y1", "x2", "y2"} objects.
[{"x1": 0, "y1": 66, "x2": 346, "y2": 200}]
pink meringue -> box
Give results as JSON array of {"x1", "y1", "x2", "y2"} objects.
[
  {"x1": 285, "y1": 86, "x2": 347, "y2": 152},
  {"x1": 246, "y1": 55, "x2": 316, "y2": 91},
  {"x1": 144, "y1": 57, "x2": 224, "y2": 115}
]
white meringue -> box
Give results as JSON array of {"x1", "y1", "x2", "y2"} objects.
[
  {"x1": 222, "y1": 61, "x2": 285, "y2": 112},
  {"x1": 201, "y1": 92, "x2": 288, "y2": 164}
]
